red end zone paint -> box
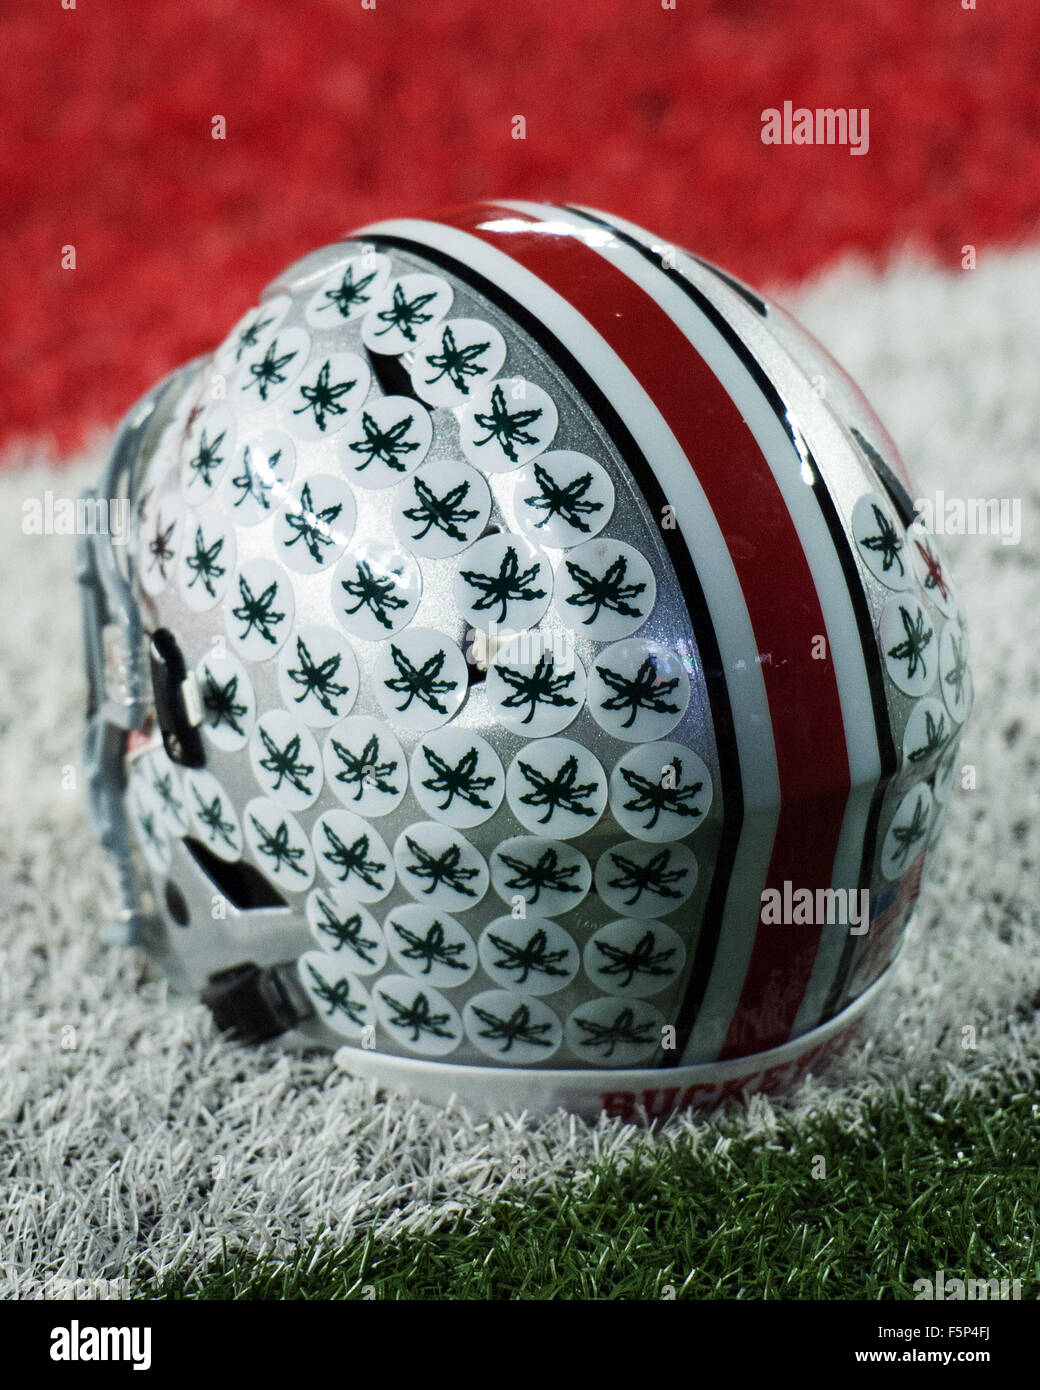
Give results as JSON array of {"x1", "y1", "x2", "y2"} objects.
[
  {"x1": 432, "y1": 202, "x2": 851, "y2": 1057},
  {"x1": 7, "y1": 0, "x2": 1039, "y2": 452}
]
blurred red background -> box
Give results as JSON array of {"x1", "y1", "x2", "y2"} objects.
[{"x1": 2, "y1": 0, "x2": 1037, "y2": 453}]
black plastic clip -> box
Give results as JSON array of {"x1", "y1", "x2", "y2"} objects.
[
  {"x1": 149, "y1": 628, "x2": 205, "y2": 767},
  {"x1": 202, "y1": 962, "x2": 313, "y2": 1044}
]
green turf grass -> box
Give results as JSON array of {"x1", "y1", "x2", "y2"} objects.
[{"x1": 133, "y1": 1083, "x2": 1040, "y2": 1300}]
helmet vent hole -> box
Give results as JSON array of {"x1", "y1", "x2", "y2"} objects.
[
  {"x1": 182, "y1": 837, "x2": 289, "y2": 911},
  {"x1": 364, "y1": 347, "x2": 420, "y2": 402}
]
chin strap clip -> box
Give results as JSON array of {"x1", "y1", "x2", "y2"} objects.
[
  {"x1": 202, "y1": 962, "x2": 315, "y2": 1044},
  {"x1": 148, "y1": 629, "x2": 205, "y2": 767}
]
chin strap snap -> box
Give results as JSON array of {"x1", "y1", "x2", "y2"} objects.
[{"x1": 202, "y1": 962, "x2": 315, "y2": 1044}]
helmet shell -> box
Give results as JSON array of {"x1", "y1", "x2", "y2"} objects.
[{"x1": 119, "y1": 202, "x2": 971, "y2": 1116}]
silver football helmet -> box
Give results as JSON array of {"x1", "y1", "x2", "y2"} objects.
[{"x1": 80, "y1": 202, "x2": 971, "y2": 1117}]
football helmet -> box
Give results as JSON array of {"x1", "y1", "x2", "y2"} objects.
[{"x1": 79, "y1": 202, "x2": 971, "y2": 1118}]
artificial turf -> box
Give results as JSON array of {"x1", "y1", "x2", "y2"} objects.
[{"x1": 133, "y1": 1082, "x2": 1040, "y2": 1300}]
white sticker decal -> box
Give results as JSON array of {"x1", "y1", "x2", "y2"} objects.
[
  {"x1": 391, "y1": 459, "x2": 492, "y2": 559},
  {"x1": 339, "y1": 395, "x2": 433, "y2": 490},
  {"x1": 160, "y1": 382, "x2": 203, "y2": 459},
  {"x1": 128, "y1": 776, "x2": 171, "y2": 874},
  {"x1": 454, "y1": 532, "x2": 553, "y2": 635},
  {"x1": 374, "y1": 975, "x2": 462, "y2": 1056},
  {"x1": 235, "y1": 326, "x2": 310, "y2": 407},
  {"x1": 248, "y1": 710, "x2": 323, "y2": 812},
  {"x1": 927, "y1": 799, "x2": 948, "y2": 850},
  {"x1": 181, "y1": 406, "x2": 236, "y2": 506},
  {"x1": 139, "y1": 491, "x2": 186, "y2": 596},
  {"x1": 459, "y1": 376, "x2": 558, "y2": 473},
  {"x1": 195, "y1": 647, "x2": 256, "y2": 751},
  {"x1": 243, "y1": 797, "x2": 315, "y2": 893},
  {"x1": 553, "y1": 537, "x2": 656, "y2": 641},
  {"x1": 184, "y1": 768, "x2": 244, "y2": 862},
  {"x1": 565, "y1": 996, "x2": 664, "y2": 1065},
  {"x1": 505, "y1": 737, "x2": 607, "y2": 840},
  {"x1": 373, "y1": 628, "x2": 468, "y2": 731},
  {"x1": 587, "y1": 639, "x2": 691, "y2": 743},
  {"x1": 490, "y1": 836, "x2": 592, "y2": 918},
  {"x1": 148, "y1": 425, "x2": 186, "y2": 498},
  {"x1": 224, "y1": 431, "x2": 295, "y2": 525},
  {"x1": 142, "y1": 749, "x2": 191, "y2": 837},
  {"x1": 218, "y1": 296, "x2": 292, "y2": 371},
  {"x1": 333, "y1": 540, "x2": 422, "y2": 641},
  {"x1": 594, "y1": 839, "x2": 697, "y2": 919},
  {"x1": 851, "y1": 493, "x2": 914, "y2": 591},
  {"x1": 305, "y1": 252, "x2": 393, "y2": 327},
  {"x1": 608, "y1": 741, "x2": 713, "y2": 843},
  {"x1": 409, "y1": 728, "x2": 505, "y2": 830},
  {"x1": 513, "y1": 450, "x2": 615, "y2": 549},
  {"x1": 937, "y1": 620, "x2": 971, "y2": 723},
  {"x1": 477, "y1": 915, "x2": 579, "y2": 997},
  {"x1": 463, "y1": 989, "x2": 562, "y2": 1064},
  {"x1": 306, "y1": 888, "x2": 387, "y2": 974},
  {"x1": 278, "y1": 624, "x2": 359, "y2": 728},
  {"x1": 287, "y1": 352, "x2": 370, "y2": 441},
  {"x1": 485, "y1": 633, "x2": 586, "y2": 737},
  {"x1": 901, "y1": 697, "x2": 951, "y2": 770},
  {"x1": 362, "y1": 273, "x2": 453, "y2": 356},
  {"x1": 907, "y1": 523, "x2": 958, "y2": 617},
  {"x1": 928, "y1": 756, "x2": 956, "y2": 850},
  {"x1": 583, "y1": 919, "x2": 687, "y2": 998},
  {"x1": 880, "y1": 784, "x2": 934, "y2": 881},
  {"x1": 410, "y1": 318, "x2": 507, "y2": 408},
  {"x1": 274, "y1": 473, "x2": 356, "y2": 574},
  {"x1": 323, "y1": 715, "x2": 408, "y2": 817},
  {"x1": 226, "y1": 558, "x2": 295, "y2": 661},
  {"x1": 880, "y1": 594, "x2": 937, "y2": 697},
  {"x1": 384, "y1": 905, "x2": 478, "y2": 989},
  {"x1": 393, "y1": 822, "x2": 489, "y2": 913},
  {"x1": 931, "y1": 746, "x2": 957, "y2": 806},
  {"x1": 311, "y1": 809, "x2": 395, "y2": 902},
  {"x1": 178, "y1": 511, "x2": 236, "y2": 612},
  {"x1": 298, "y1": 951, "x2": 374, "y2": 1040}
]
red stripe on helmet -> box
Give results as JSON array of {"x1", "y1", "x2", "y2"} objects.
[{"x1": 429, "y1": 201, "x2": 853, "y2": 1057}]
